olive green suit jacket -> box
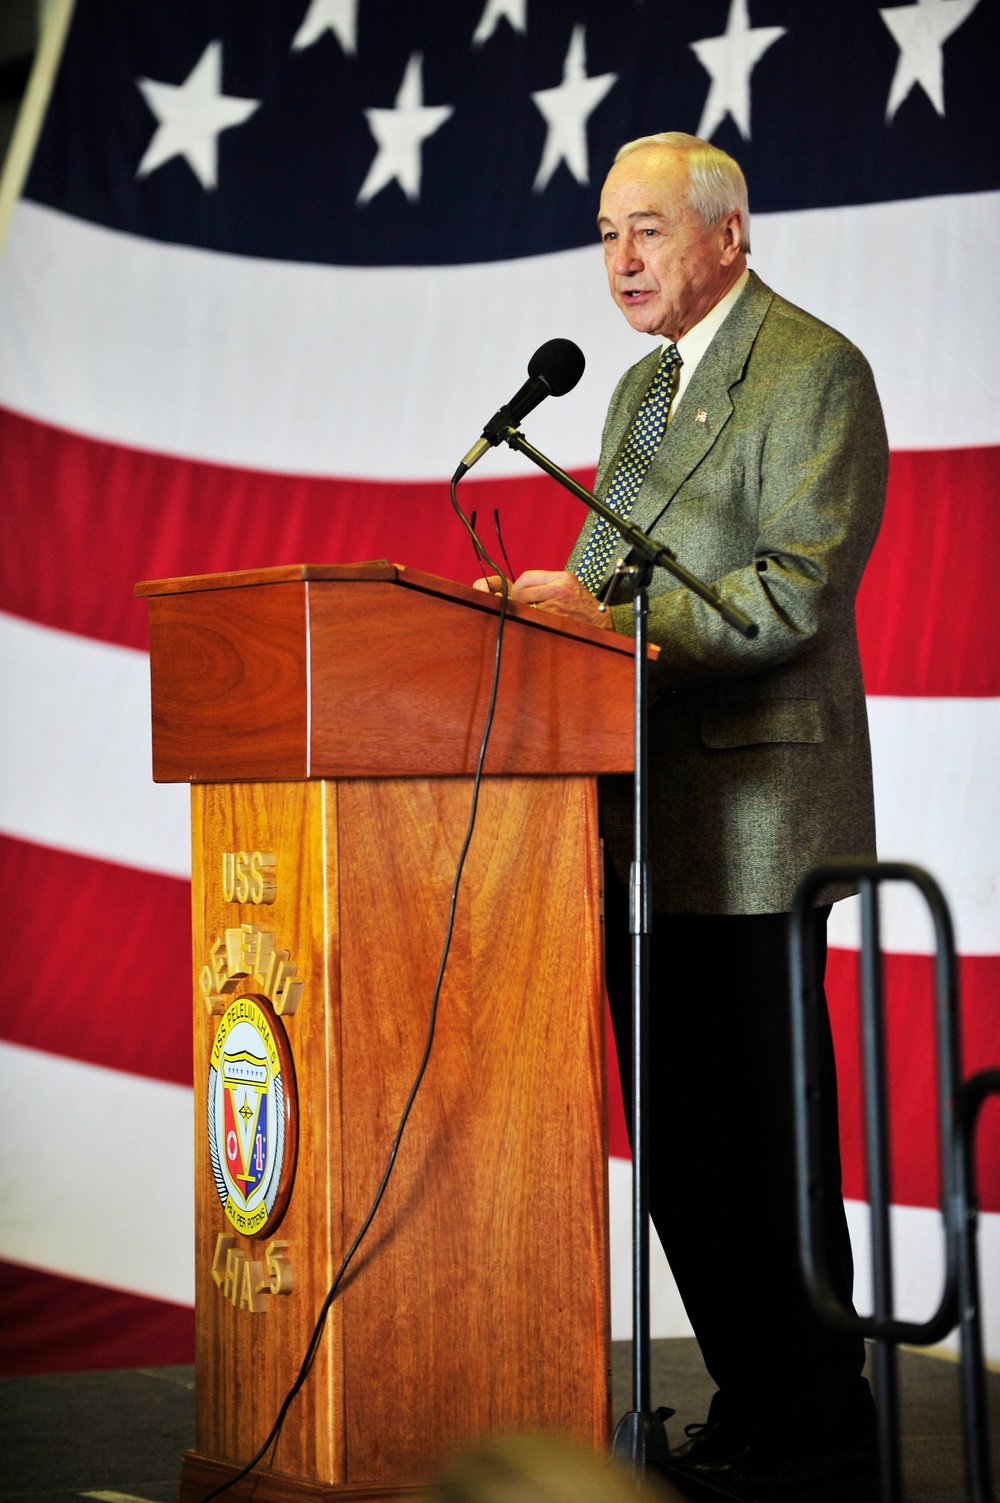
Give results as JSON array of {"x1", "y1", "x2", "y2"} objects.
[{"x1": 567, "y1": 271, "x2": 888, "y2": 914}]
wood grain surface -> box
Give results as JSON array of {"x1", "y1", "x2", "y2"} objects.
[
  {"x1": 147, "y1": 569, "x2": 619, "y2": 1500},
  {"x1": 184, "y1": 774, "x2": 610, "y2": 1500},
  {"x1": 144, "y1": 569, "x2": 636, "y2": 782},
  {"x1": 148, "y1": 584, "x2": 310, "y2": 781},
  {"x1": 307, "y1": 580, "x2": 635, "y2": 777},
  {"x1": 137, "y1": 561, "x2": 640, "y2": 662},
  {"x1": 190, "y1": 781, "x2": 344, "y2": 1486},
  {"x1": 337, "y1": 776, "x2": 610, "y2": 1482},
  {"x1": 137, "y1": 561, "x2": 398, "y2": 597}
]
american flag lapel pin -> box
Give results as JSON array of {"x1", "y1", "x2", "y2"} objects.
[{"x1": 696, "y1": 408, "x2": 708, "y2": 424}]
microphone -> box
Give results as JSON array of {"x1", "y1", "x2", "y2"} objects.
[{"x1": 454, "y1": 338, "x2": 585, "y2": 480}]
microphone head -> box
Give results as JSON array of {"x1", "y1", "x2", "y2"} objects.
[{"x1": 527, "y1": 338, "x2": 586, "y2": 398}]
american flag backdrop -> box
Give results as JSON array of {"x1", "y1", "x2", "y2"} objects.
[{"x1": 0, "y1": 0, "x2": 997, "y2": 1376}]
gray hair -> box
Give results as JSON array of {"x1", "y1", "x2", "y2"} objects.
[{"x1": 613, "y1": 131, "x2": 751, "y2": 253}]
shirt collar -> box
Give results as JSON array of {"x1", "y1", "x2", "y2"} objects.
[{"x1": 668, "y1": 266, "x2": 751, "y2": 373}]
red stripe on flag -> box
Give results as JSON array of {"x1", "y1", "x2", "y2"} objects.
[
  {"x1": 0, "y1": 407, "x2": 580, "y2": 653},
  {"x1": 3, "y1": 408, "x2": 998, "y2": 695},
  {"x1": 828, "y1": 947, "x2": 1000, "y2": 1213},
  {"x1": 0, "y1": 835, "x2": 192, "y2": 1087},
  {"x1": 0, "y1": 1260, "x2": 193, "y2": 1375},
  {"x1": 605, "y1": 1002, "x2": 630, "y2": 1162},
  {"x1": 858, "y1": 445, "x2": 1000, "y2": 696}
]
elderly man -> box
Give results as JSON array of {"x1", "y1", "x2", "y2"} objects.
[{"x1": 477, "y1": 133, "x2": 886, "y2": 1501}]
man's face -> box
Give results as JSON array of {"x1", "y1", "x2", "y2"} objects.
[{"x1": 597, "y1": 147, "x2": 744, "y2": 342}]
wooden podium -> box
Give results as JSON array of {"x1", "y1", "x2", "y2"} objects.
[{"x1": 136, "y1": 563, "x2": 638, "y2": 1502}]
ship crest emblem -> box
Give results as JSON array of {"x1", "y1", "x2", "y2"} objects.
[{"x1": 208, "y1": 995, "x2": 295, "y2": 1237}]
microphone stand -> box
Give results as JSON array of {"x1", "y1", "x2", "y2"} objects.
[{"x1": 484, "y1": 421, "x2": 757, "y2": 1479}]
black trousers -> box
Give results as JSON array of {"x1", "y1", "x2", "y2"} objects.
[{"x1": 604, "y1": 870, "x2": 870, "y2": 1447}]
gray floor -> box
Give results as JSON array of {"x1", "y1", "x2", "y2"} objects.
[
  {"x1": 0, "y1": 1341, "x2": 996, "y2": 1501},
  {"x1": 613, "y1": 1340, "x2": 1000, "y2": 1503},
  {"x1": 0, "y1": 1365, "x2": 195, "y2": 1503}
]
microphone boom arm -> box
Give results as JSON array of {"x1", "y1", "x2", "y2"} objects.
[{"x1": 496, "y1": 424, "x2": 758, "y2": 640}]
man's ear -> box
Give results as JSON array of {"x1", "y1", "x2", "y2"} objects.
[{"x1": 720, "y1": 209, "x2": 743, "y2": 265}]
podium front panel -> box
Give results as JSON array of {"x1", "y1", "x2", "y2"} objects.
[{"x1": 186, "y1": 774, "x2": 610, "y2": 1497}]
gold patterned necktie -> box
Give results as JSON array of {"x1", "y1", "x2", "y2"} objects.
[{"x1": 575, "y1": 342, "x2": 682, "y2": 595}]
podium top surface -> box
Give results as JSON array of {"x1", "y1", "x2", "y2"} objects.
[
  {"x1": 137, "y1": 561, "x2": 399, "y2": 596},
  {"x1": 138, "y1": 563, "x2": 643, "y2": 781},
  {"x1": 136, "y1": 561, "x2": 643, "y2": 661}
]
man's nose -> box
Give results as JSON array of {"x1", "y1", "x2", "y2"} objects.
[{"x1": 613, "y1": 237, "x2": 641, "y2": 275}]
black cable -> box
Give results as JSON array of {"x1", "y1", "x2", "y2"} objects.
[
  {"x1": 492, "y1": 508, "x2": 517, "y2": 585},
  {"x1": 199, "y1": 492, "x2": 509, "y2": 1501},
  {"x1": 467, "y1": 507, "x2": 517, "y2": 588},
  {"x1": 468, "y1": 509, "x2": 493, "y2": 588}
]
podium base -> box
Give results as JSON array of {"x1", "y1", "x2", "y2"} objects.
[{"x1": 180, "y1": 1451, "x2": 427, "y2": 1502}]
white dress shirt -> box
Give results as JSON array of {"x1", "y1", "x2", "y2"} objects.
[{"x1": 668, "y1": 267, "x2": 750, "y2": 423}]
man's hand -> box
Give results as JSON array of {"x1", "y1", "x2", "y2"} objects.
[{"x1": 472, "y1": 570, "x2": 612, "y2": 629}]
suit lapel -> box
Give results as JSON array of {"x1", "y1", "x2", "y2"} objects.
[
  {"x1": 626, "y1": 273, "x2": 774, "y2": 538},
  {"x1": 570, "y1": 274, "x2": 776, "y2": 575}
]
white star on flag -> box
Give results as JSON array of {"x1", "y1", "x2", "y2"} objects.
[
  {"x1": 879, "y1": 0, "x2": 980, "y2": 122},
  {"x1": 689, "y1": 0, "x2": 787, "y2": 141},
  {"x1": 291, "y1": 0, "x2": 359, "y2": 56},
  {"x1": 357, "y1": 53, "x2": 454, "y2": 205},
  {"x1": 136, "y1": 41, "x2": 260, "y2": 190},
  {"x1": 473, "y1": 0, "x2": 527, "y2": 46},
  {"x1": 530, "y1": 25, "x2": 618, "y2": 192}
]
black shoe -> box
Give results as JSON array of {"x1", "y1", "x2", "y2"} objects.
[
  {"x1": 671, "y1": 1419, "x2": 751, "y2": 1468},
  {"x1": 675, "y1": 1435, "x2": 880, "y2": 1503}
]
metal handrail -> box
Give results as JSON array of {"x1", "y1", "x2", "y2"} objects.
[
  {"x1": 955, "y1": 1069, "x2": 1000, "y2": 1503},
  {"x1": 790, "y1": 860, "x2": 963, "y2": 1503}
]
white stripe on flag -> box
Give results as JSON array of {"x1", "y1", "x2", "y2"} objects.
[
  {"x1": 750, "y1": 190, "x2": 1000, "y2": 453},
  {"x1": 607, "y1": 1155, "x2": 694, "y2": 1343},
  {"x1": 0, "y1": 194, "x2": 997, "y2": 479},
  {"x1": 0, "y1": 611, "x2": 190, "y2": 878},
  {"x1": 608, "y1": 1158, "x2": 1000, "y2": 1362},
  {"x1": 827, "y1": 695, "x2": 1000, "y2": 956},
  {"x1": 0, "y1": 1041, "x2": 195, "y2": 1305},
  {"x1": 845, "y1": 1199, "x2": 1000, "y2": 1364}
]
